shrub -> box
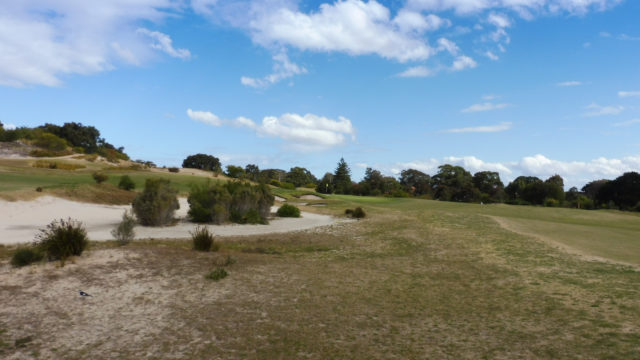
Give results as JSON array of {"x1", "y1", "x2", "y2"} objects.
[
  {"x1": 344, "y1": 208, "x2": 353, "y2": 215},
  {"x1": 277, "y1": 204, "x2": 301, "y2": 218},
  {"x1": 36, "y1": 187, "x2": 43, "y2": 192},
  {"x1": 168, "y1": 167, "x2": 180, "y2": 173},
  {"x1": 118, "y1": 175, "x2": 136, "y2": 191},
  {"x1": 188, "y1": 182, "x2": 273, "y2": 225},
  {"x1": 35, "y1": 218, "x2": 89, "y2": 261},
  {"x1": 29, "y1": 149, "x2": 71, "y2": 157},
  {"x1": 111, "y1": 210, "x2": 136, "y2": 245},
  {"x1": 11, "y1": 247, "x2": 44, "y2": 268},
  {"x1": 33, "y1": 133, "x2": 68, "y2": 152},
  {"x1": 92, "y1": 172, "x2": 108, "y2": 184},
  {"x1": 205, "y1": 267, "x2": 228, "y2": 281},
  {"x1": 132, "y1": 178, "x2": 179, "y2": 226},
  {"x1": 191, "y1": 226, "x2": 218, "y2": 252},
  {"x1": 352, "y1": 207, "x2": 366, "y2": 218},
  {"x1": 544, "y1": 198, "x2": 559, "y2": 207}
]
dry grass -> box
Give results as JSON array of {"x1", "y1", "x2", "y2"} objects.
[
  {"x1": 47, "y1": 184, "x2": 138, "y2": 205},
  {"x1": 1, "y1": 197, "x2": 639, "y2": 359}
]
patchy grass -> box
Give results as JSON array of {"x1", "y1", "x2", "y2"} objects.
[{"x1": 0, "y1": 195, "x2": 639, "y2": 358}]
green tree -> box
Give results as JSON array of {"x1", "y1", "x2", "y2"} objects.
[
  {"x1": 225, "y1": 165, "x2": 246, "y2": 179},
  {"x1": 132, "y1": 179, "x2": 180, "y2": 226},
  {"x1": 505, "y1": 176, "x2": 542, "y2": 203},
  {"x1": 399, "y1": 169, "x2": 431, "y2": 196},
  {"x1": 316, "y1": 172, "x2": 334, "y2": 194},
  {"x1": 473, "y1": 171, "x2": 505, "y2": 203},
  {"x1": 333, "y1": 158, "x2": 352, "y2": 194},
  {"x1": 285, "y1": 167, "x2": 317, "y2": 187},
  {"x1": 544, "y1": 174, "x2": 565, "y2": 203},
  {"x1": 432, "y1": 164, "x2": 479, "y2": 202},
  {"x1": 244, "y1": 164, "x2": 260, "y2": 181},
  {"x1": 182, "y1": 153, "x2": 222, "y2": 172},
  {"x1": 596, "y1": 172, "x2": 640, "y2": 211}
]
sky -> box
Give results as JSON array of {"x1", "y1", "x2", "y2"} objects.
[{"x1": 0, "y1": 0, "x2": 639, "y2": 188}]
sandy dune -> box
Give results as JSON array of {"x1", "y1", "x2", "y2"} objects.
[{"x1": 0, "y1": 196, "x2": 343, "y2": 245}]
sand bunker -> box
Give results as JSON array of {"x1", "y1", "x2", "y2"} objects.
[
  {"x1": 300, "y1": 195, "x2": 323, "y2": 200},
  {"x1": 0, "y1": 196, "x2": 343, "y2": 245}
]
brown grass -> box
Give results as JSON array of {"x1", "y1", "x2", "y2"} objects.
[{"x1": 48, "y1": 184, "x2": 137, "y2": 205}]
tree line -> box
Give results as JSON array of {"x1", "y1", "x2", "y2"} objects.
[{"x1": 184, "y1": 154, "x2": 640, "y2": 213}]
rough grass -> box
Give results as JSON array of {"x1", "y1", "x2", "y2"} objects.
[{"x1": 0, "y1": 196, "x2": 639, "y2": 359}]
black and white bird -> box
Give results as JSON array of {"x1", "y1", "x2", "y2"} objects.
[{"x1": 78, "y1": 290, "x2": 92, "y2": 297}]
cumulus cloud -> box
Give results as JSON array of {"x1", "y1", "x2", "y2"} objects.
[
  {"x1": 557, "y1": 81, "x2": 582, "y2": 87},
  {"x1": 397, "y1": 66, "x2": 434, "y2": 78},
  {"x1": 442, "y1": 122, "x2": 512, "y2": 133},
  {"x1": 249, "y1": 0, "x2": 435, "y2": 62},
  {"x1": 0, "y1": 0, "x2": 187, "y2": 87},
  {"x1": 137, "y1": 28, "x2": 191, "y2": 59},
  {"x1": 393, "y1": 10, "x2": 451, "y2": 33},
  {"x1": 451, "y1": 55, "x2": 477, "y2": 71},
  {"x1": 241, "y1": 52, "x2": 307, "y2": 88},
  {"x1": 406, "y1": 0, "x2": 622, "y2": 15},
  {"x1": 618, "y1": 91, "x2": 640, "y2": 98},
  {"x1": 461, "y1": 102, "x2": 510, "y2": 113},
  {"x1": 187, "y1": 109, "x2": 222, "y2": 126},
  {"x1": 584, "y1": 103, "x2": 624, "y2": 117},
  {"x1": 235, "y1": 113, "x2": 356, "y2": 150}
]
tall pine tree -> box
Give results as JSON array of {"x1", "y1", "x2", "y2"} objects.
[{"x1": 333, "y1": 157, "x2": 352, "y2": 194}]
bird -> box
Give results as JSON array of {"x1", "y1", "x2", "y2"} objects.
[{"x1": 78, "y1": 290, "x2": 92, "y2": 297}]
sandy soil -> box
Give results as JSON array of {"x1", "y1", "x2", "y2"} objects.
[
  {"x1": 300, "y1": 195, "x2": 323, "y2": 200},
  {"x1": 0, "y1": 196, "x2": 345, "y2": 245}
]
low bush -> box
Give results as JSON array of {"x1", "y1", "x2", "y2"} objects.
[
  {"x1": 111, "y1": 210, "x2": 136, "y2": 245},
  {"x1": 118, "y1": 175, "x2": 136, "y2": 191},
  {"x1": 11, "y1": 247, "x2": 44, "y2": 268},
  {"x1": 344, "y1": 208, "x2": 353, "y2": 215},
  {"x1": 352, "y1": 207, "x2": 366, "y2": 218},
  {"x1": 188, "y1": 181, "x2": 273, "y2": 225},
  {"x1": 277, "y1": 204, "x2": 301, "y2": 218},
  {"x1": 92, "y1": 172, "x2": 108, "y2": 184},
  {"x1": 35, "y1": 218, "x2": 89, "y2": 261},
  {"x1": 33, "y1": 133, "x2": 68, "y2": 152},
  {"x1": 35, "y1": 187, "x2": 43, "y2": 192},
  {"x1": 32, "y1": 160, "x2": 85, "y2": 170},
  {"x1": 191, "y1": 226, "x2": 218, "y2": 252},
  {"x1": 29, "y1": 149, "x2": 72, "y2": 157},
  {"x1": 168, "y1": 167, "x2": 180, "y2": 173},
  {"x1": 205, "y1": 267, "x2": 228, "y2": 281},
  {"x1": 132, "y1": 178, "x2": 179, "y2": 226}
]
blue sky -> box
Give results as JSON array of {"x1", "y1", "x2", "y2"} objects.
[{"x1": 0, "y1": 0, "x2": 639, "y2": 188}]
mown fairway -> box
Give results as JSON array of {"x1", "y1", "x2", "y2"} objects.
[{"x1": 1, "y1": 193, "x2": 639, "y2": 359}]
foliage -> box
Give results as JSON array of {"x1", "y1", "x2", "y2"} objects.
[
  {"x1": 285, "y1": 167, "x2": 317, "y2": 187},
  {"x1": 32, "y1": 160, "x2": 85, "y2": 170},
  {"x1": 11, "y1": 247, "x2": 44, "y2": 268},
  {"x1": 258, "y1": 169, "x2": 287, "y2": 183},
  {"x1": 111, "y1": 210, "x2": 136, "y2": 245},
  {"x1": 92, "y1": 172, "x2": 109, "y2": 184},
  {"x1": 277, "y1": 203, "x2": 301, "y2": 217},
  {"x1": 132, "y1": 178, "x2": 180, "y2": 226},
  {"x1": 399, "y1": 169, "x2": 431, "y2": 196},
  {"x1": 168, "y1": 167, "x2": 180, "y2": 173},
  {"x1": 191, "y1": 226, "x2": 218, "y2": 252},
  {"x1": 29, "y1": 149, "x2": 72, "y2": 157},
  {"x1": 225, "y1": 165, "x2": 245, "y2": 178},
  {"x1": 432, "y1": 165, "x2": 479, "y2": 202},
  {"x1": 187, "y1": 181, "x2": 273, "y2": 224},
  {"x1": 333, "y1": 158, "x2": 352, "y2": 194},
  {"x1": 473, "y1": 171, "x2": 505, "y2": 203},
  {"x1": 595, "y1": 172, "x2": 640, "y2": 211},
  {"x1": 182, "y1": 153, "x2": 221, "y2": 172},
  {"x1": 352, "y1": 207, "x2": 366, "y2": 218},
  {"x1": 316, "y1": 172, "x2": 335, "y2": 194},
  {"x1": 270, "y1": 179, "x2": 296, "y2": 190},
  {"x1": 33, "y1": 133, "x2": 68, "y2": 152},
  {"x1": 34, "y1": 218, "x2": 89, "y2": 261},
  {"x1": 205, "y1": 267, "x2": 228, "y2": 281},
  {"x1": 118, "y1": 175, "x2": 136, "y2": 191},
  {"x1": 244, "y1": 164, "x2": 260, "y2": 181}
]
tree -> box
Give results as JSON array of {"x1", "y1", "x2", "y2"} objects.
[
  {"x1": 258, "y1": 169, "x2": 287, "y2": 183},
  {"x1": 244, "y1": 164, "x2": 260, "y2": 181},
  {"x1": 333, "y1": 158, "x2": 352, "y2": 194},
  {"x1": 316, "y1": 172, "x2": 334, "y2": 194},
  {"x1": 581, "y1": 179, "x2": 609, "y2": 200},
  {"x1": 399, "y1": 169, "x2": 431, "y2": 196},
  {"x1": 132, "y1": 179, "x2": 180, "y2": 226},
  {"x1": 505, "y1": 176, "x2": 542, "y2": 203},
  {"x1": 225, "y1": 165, "x2": 246, "y2": 179},
  {"x1": 432, "y1": 164, "x2": 479, "y2": 202},
  {"x1": 472, "y1": 171, "x2": 504, "y2": 203},
  {"x1": 182, "y1": 154, "x2": 221, "y2": 172},
  {"x1": 544, "y1": 174, "x2": 565, "y2": 203},
  {"x1": 285, "y1": 167, "x2": 317, "y2": 187},
  {"x1": 596, "y1": 172, "x2": 640, "y2": 210},
  {"x1": 40, "y1": 122, "x2": 101, "y2": 153},
  {"x1": 361, "y1": 167, "x2": 384, "y2": 195}
]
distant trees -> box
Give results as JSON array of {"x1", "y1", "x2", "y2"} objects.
[
  {"x1": 225, "y1": 165, "x2": 245, "y2": 179},
  {"x1": 399, "y1": 169, "x2": 431, "y2": 197},
  {"x1": 316, "y1": 173, "x2": 334, "y2": 194},
  {"x1": 182, "y1": 154, "x2": 222, "y2": 173},
  {"x1": 244, "y1": 164, "x2": 260, "y2": 181},
  {"x1": 333, "y1": 158, "x2": 352, "y2": 194},
  {"x1": 505, "y1": 174, "x2": 565, "y2": 205},
  {"x1": 594, "y1": 172, "x2": 640, "y2": 210},
  {"x1": 472, "y1": 171, "x2": 505, "y2": 203},
  {"x1": 285, "y1": 167, "x2": 317, "y2": 187},
  {"x1": 431, "y1": 165, "x2": 479, "y2": 202}
]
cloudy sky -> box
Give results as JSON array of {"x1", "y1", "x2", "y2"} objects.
[{"x1": 1, "y1": 0, "x2": 639, "y2": 188}]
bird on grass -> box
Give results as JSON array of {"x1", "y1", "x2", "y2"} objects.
[{"x1": 78, "y1": 290, "x2": 92, "y2": 297}]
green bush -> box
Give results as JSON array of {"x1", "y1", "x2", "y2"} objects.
[
  {"x1": 191, "y1": 226, "x2": 218, "y2": 252},
  {"x1": 277, "y1": 204, "x2": 301, "y2": 218},
  {"x1": 544, "y1": 198, "x2": 559, "y2": 207},
  {"x1": 118, "y1": 175, "x2": 136, "y2": 191},
  {"x1": 111, "y1": 210, "x2": 136, "y2": 245},
  {"x1": 92, "y1": 172, "x2": 108, "y2": 184},
  {"x1": 352, "y1": 207, "x2": 366, "y2": 218},
  {"x1": 344, "y1": 208, "x2": 353, "y2": 215},
  {"x1": 132, "y1": 178, "x2": 179, "y2": 226},
  {"x1": 35, "y1": 218, "x2": 89, "y2": 261},
  {"x1": 205, "y1": 267, "x2": 228, "y2": 281},
  {"x1": 33, "y1": 133, "x2": 68, "y2": 152},
  {"x1": 188, "y1": 182, "x2": 273, "y2": 225},
  {"x1": 11, "y1": 247, "x2": 44, "y2": 268},
  {"x1": 168, "y1": 167, "x2": 179, "y2": 173}
]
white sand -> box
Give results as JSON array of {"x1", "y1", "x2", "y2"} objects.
[
  {"x1": 300, "y1": 195, "x2": 323, "y2": 200},
  {"x1": 0, "y1": 196, "x2": 343, "y2": 245}
]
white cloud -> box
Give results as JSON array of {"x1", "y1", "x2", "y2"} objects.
[
  {"x1": 393, "y1": 10, "x2": 450, "y2": 33},
  {"x1": 187, "y1": 109, "x2": 222, "y2": 126},
  {"x1": 443, "y1": 121, "x2": 512, "y2": 133},
  {"x1": 618, "y1": 91, "x2": 640, "y2": 98},
  {"x1": 461, "y1": 102, "x2": 509, "y2": 113},
  {"x1": 0, "y1": 0, "x2": 185, "y2": 87},
  {"x1": 557, "y1": 81, "x2": 582, "y2": 87},
  {"x1": 137, "y1": 28, "x2": 191, "y2": 59},
  {"x1": 406, "y1": 0, "x2": 622, "y2": 15},
  {"x1": 487, "y1": 12, "x2": 511, "y2": 28},
  {"x1": 236, "y1": 113, "x2": 356, "y2": 151},
  {"x1": 398, "y1": 66, "x2": 434, "y2": 78},
  {"x1": 444, "y1": 156, "x2": 512, "y2": 174},
  {"x1": 355, "y1": 162, "x2": 369, "y2": 168},
  {"x1": 485, "y1": 51, "x2": 499, "y2": 60},
  {"x1": 241, "y1": 52, "x2": 307, "y2": 88},
  {"x1": 613, "y1": 119, "x2": 640, "y2": 127},
  {"x1": 482, "y1": 94, "x2": 500, "y2": 100},
  {"x1": 451, "y1": 55, "x2": 477, "y2": 71},
  {"x1": 584, "y1": 103, "x2": 624, "y2": 117},
  {"x1": 437, "y1": 38, "x2": 460, "y2": 55},
  {"x1": 249, "y1": 0, "x2": 435, "y2": 62},
  {"x1": 3, "y1": 123, "x2": 16, "y2": 130}
]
